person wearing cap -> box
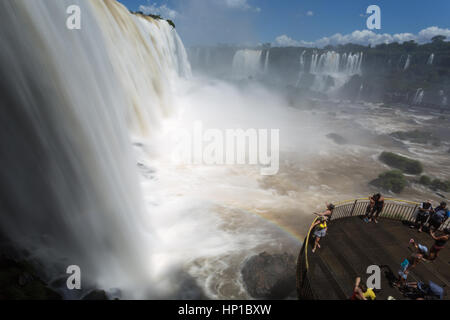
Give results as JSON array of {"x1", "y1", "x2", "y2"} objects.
[{"x1": 411, "y1": 199, "x2": 434, "y2": 232}]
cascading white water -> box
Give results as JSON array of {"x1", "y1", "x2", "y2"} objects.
[
  {"x1": 295, "y1": 51, "x2": 307, "y2": 87},
  {"x1": 264, "y1": 50, "x2": 270, "y2": 74},
  {"x1": 413, "y1": 88, "x2": 424, "y2": 105},
  {"x1": 309, "y1": 51, "x2": 363, "y2": 92},
  {"x1": 0, "y1": 0, "x2": 191, "y2": 298},
  {"x1": 404, "y1": 55, "x2": 411, "y2": 70},
  {"x1": 427, "y1": 53, "x2": 435, "y2": 65},
  {"x1": 91, "y1": 1, "x2": 191, "y2": 137},
  {"x1": 299, "y1": 50, "x2": 306, "y2": 71},
  {"x1": 231, "y1": 49, "x2": 263, "y2": 79}
]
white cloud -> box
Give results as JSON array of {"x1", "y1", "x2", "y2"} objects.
[
  {"x1": 139, "y1": 3, "x2": 179, "y2": 19},
  {"x1": 306, "y1": 11, "x2": 314, "y2": 16},
  {"x1": 274, "y1": 26, "x2": 450, "y2": 48},
  {"x1": 275, "y1": 35, "x2": 311, "y2": 47},
  {"x1": 223, "y1": 0, "x2": 260, "y2": 12}
]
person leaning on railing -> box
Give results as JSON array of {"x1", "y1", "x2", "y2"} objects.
[
  {"x1": 364, "y1": 193, "x2": 385, "y2": 224},
  {"x1": 313, "y1": 203, "x2": 335, "y2": 221},
  {"x1": 410, "y1": 199, "x2": 434, "y2": 232},
  {"x1": 429, "y1": 202, "x2": 449, "y2": 232},
  {"x1": 311, "y1": 204, "x2": 335, "y2": 253},
  {"x1": 311, "y1": 216, "x2": 328, "y2": 253}
]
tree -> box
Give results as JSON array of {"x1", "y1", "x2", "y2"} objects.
[{"x1": 431, "y1": 35, "x2": 446, "y2": 43}]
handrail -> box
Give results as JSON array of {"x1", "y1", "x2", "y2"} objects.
[
  {"x1": 297, "y1": 197, "x2": 449, "y2": 300},
  {"x1": 304, "y1": 216, "x2": 319, "y2": 271},
  {"x1": 334, "y1": 197, "x2": 420, "y2": 206}
]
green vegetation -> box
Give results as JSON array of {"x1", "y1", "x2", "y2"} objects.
[
  {"x1": 166, "y1": 19, "x2": 176, "y2": 29},
  {"x1": 390, "y1": 130, "x2": 441, "y2": 146},
  {"x1": 370, "y1": 170, "x2": 407, "y2": 193},
  {"x1": 379, "y1": 151, "x2": 423, "y2": 175},
  {"x1": 430, "y1": 179, "x2": 450, "y2": 192},
  {"x1": 417, "y1": 175, "x2": 450, "y2": 192},
  {"x1": 130, "y1": 11, "x2": 175, "y2": 28},
  {"x1": 419, "y1": 175, "x2": 432, "y2": 186}
]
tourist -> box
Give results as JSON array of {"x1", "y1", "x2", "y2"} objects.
[
  {"x1": 409, "y1": 238, "x2": 429, "y2": 259},
  {"x1": 313, "y1": 203, "x2": 335, "y2": 221},
  {"x1": 350, "y1": 277, "x2": 366, "y2": 300},
  {"x1": 410, "y1": 200, "x2": 434, "y2": 232},
  {"x1": 403, "y1": 281, "x2": 445, "y2": 300},
  {"x1": 350, "y1": 277, "x2": 376, "y2": 300},
  {"x1": 396, "y1": 251, "x2": 424, "y2": 288},
  {"x1": 429, "y1": 202, "x2": 449, "y2": 232},
  {"x1": 312, "y1": 216, "x2": 328, "y2": 253},
  {"x1": 428, "y1": 228, "x2": 449, "y2": 261},
  {"x1": 364, "y1": 193, "x2": 385, "y2": 224}
]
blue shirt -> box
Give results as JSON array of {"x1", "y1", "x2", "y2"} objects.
[{"x1": 433, "y1": 206, "x2": 450, "y2": 222}]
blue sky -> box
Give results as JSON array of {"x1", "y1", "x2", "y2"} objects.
[{"x1": 118, "y1": 0, "x2": 450, "y2": 46}]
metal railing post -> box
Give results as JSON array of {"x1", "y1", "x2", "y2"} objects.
[{"x1": 350, "y1": 200, "x2": 358, "y2": 216}]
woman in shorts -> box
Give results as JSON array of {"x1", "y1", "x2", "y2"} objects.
[{"x1": 312, "y1": 216, "x2": 328, "y2": 253}]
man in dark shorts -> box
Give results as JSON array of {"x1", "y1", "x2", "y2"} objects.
[
  {"x1": 411, "y1": 200, "x2": 434, "y2": 232},
  {"x1": 429, "y1": 228, "x2": 449, "y2": 260},
  {"x1": 364, "y1": 193, "x2": 385, "y2": 224}
]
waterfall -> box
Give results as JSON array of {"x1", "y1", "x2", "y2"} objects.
[
  {"x1": 0, "y1": 0, "x2": 191, "y2": 298},
  {"x1": 295, "y1": 50, "x2": 306, "y2": 87},
  {"x1": 404, "y1": 55, "x2": 411, "y2": 70},
  {"x1": 427, "y1": 53, "x2": 434, "y2": 65},
  {"x1": 439, "y1": 90, "x2": 447, "y2": 106},
  {"x1": 299, "y1": 50, "x2": 306, "y2": 71},
  {"x1": 413, "y1": 88, "x2": 424, "y2": 105},
  {"x1": 264, "y1": 50, "x2": 270, "y2": 74},
  {"x1": 308, "y1": 51, "x2": 363, "y2": 92},
  {"x1": 310, "y1": 51, "x2": 319, "y2": 73},
  {"x1": 231, "y1": 49, "x2": 263, "y2": 79}
]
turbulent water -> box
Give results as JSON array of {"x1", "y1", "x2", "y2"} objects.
[
  {"x1": 0, "y1": 0, "x2": 191, "y2": 298},
  {"x1": 0, "y1": 0, "x2": 300, "y2": 299},
  {"x1": 1, "y1": 0, "x2": 449, "y2": 300}
]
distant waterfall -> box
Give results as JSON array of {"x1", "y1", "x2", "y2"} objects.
[
  {"x1": 309, "y1": 51, "x2": 362, "y2": 76},
  {"x1": 299, "y1": 50, "x2": 306, "y2": 71},
  {"x1": 427, "y1": 53, "x2": 434, "y2": 65},
  {"x1": 413, "y1": 88, "x2": 424, "y2": 105},
  {"x1": 0, "y1": 0, "x2": 191, "y2": 298},
  {"x1": 295, "y1": 51, "x2": 306, "y2": 87},
  {"x1": 404, "y1": 55, "x2": 411, "y2": 70},
  {"x1": 264, "y1": 50, "x2": 270, "y2": 73},
  {"x1": 439, "y1": 90, "x2": 447, "y2": 106},
  {"x1": 308, "y1": 51, "x2": 363, "y2": 92},
  {"x1": 231, "y1": 49, "x2": 263, "y2": 79}
]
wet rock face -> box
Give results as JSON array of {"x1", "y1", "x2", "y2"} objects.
[
  {"x1": 82, "y1": 289, "x2": 108, "y2": 300},
  {"x1": 326, "y1": 133, "x2": 348, "y2": 145},
  {"x1": 241, "y1": 252, "x2": 296, "y2": 299},
  {"x1": 0, "y1": 255, "x2": 62, "y2": 300}
]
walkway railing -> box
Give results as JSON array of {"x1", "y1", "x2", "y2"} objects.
[{"x1": 296, "y1": 198, "x2": 450, "y2": 299}]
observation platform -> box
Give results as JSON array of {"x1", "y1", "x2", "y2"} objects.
[{"x1": 296, "y1": 199, "x2": 450, "y2": 300}]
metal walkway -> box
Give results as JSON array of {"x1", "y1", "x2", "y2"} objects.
[{"x1": 301, "y1": 217, "x2": 449, "y2": 300}]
